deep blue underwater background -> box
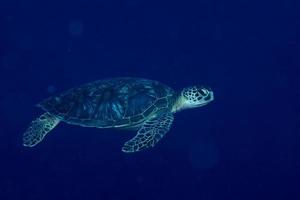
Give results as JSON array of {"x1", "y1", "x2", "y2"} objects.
[{"x1": 1, "y1": 0, "x2": 300, "y2": 199}]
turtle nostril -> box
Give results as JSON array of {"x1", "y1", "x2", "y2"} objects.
[{"x1": 199, "y1": 89, "x2": 206, "y2": 96}]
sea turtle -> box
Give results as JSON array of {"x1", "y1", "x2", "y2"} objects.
[{"x1": 23, "y1": 77, "x2": 214, "y2": 153}]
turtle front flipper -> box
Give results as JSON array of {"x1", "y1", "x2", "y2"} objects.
[
  {"x1": 23, "y1": 112, "x2": 60, "y2": 147},
  {"x1": 122, "y1": 113, "x2": 174, "y2": 153}
]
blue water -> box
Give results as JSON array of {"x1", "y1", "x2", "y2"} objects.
[{"x1": 1, "y1": 0, "x2": 299, "y2": 199}]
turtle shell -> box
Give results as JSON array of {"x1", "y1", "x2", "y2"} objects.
[{"x1": 38, "y1": 78, "x2": 176, "y2": 128}]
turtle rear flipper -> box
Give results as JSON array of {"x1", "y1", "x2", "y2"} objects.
[
  {"x1": 23, "y1": 112, "x2": 60, "y2": 147},
  {"x1": 122, "y1": 113, "x2": 174, "y2": 153}
]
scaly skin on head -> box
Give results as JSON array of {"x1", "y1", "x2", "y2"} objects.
[{"x1": 171, "y1": 86, "x2": 214, "y2": 113}]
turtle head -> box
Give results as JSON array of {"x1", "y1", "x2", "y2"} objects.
[{"x1": 172, "y1": 86, "x2": 214, "y2": 112}]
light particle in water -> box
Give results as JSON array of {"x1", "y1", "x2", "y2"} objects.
[
  {"x1": 47, "y1": 85, "x2": 56, "y2": 94},
  {"x1": 68, "y1": 20, "x2": 84, "y2": 37}
]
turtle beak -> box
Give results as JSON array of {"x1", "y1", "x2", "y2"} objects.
[
  {"x1": 210, "y1": 91, "x2": 214, "y2": 101},
  {"x1": 206, "y1": 91, "x2": 214, "y2": 102}
]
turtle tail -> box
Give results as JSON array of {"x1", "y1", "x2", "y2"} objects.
[{"x1": 23, "y1": 112, "x2": 60, "y2": 147}]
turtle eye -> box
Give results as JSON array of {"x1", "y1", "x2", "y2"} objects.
[{"x1": 199, "y1": 89, "x2": 206, "y2": 96}]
